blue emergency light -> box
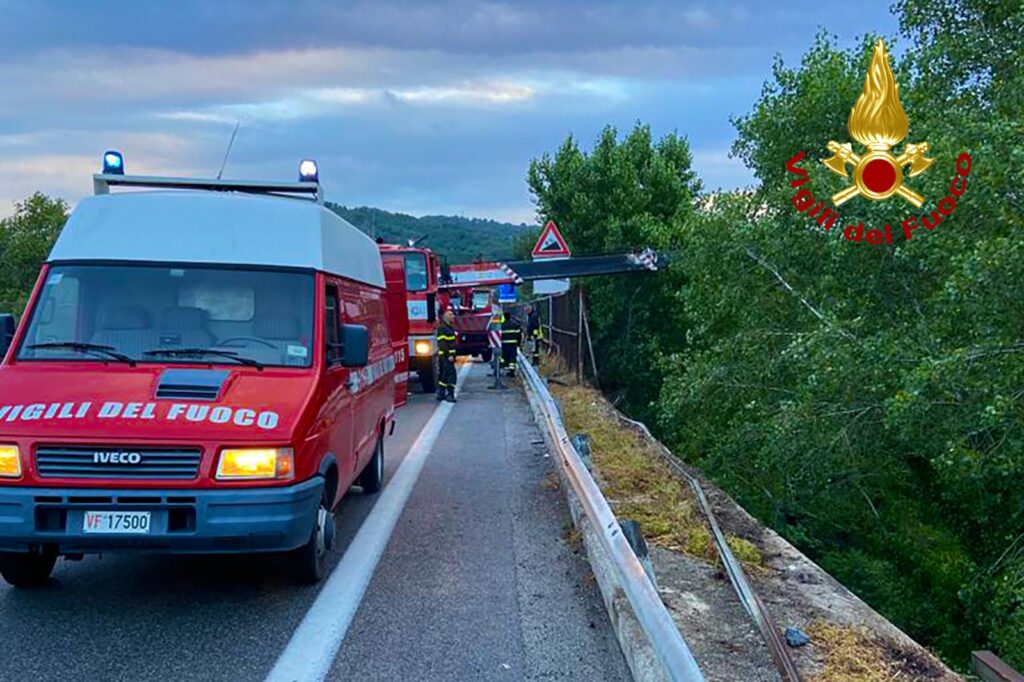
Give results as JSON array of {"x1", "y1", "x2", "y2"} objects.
[
  {"x1": 299, "y1": 159, "x2": 319, "y2": 183},
  {"x1": 102, "y1": 150, "x2": 125, "y2": 175}
]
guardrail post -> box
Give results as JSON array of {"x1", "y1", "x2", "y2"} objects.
[
  {"x1": 570, "y1": 434, "x2": 593, "y2": 472},
  {"x1": 620, "y1": 519, "x2": 659, "y2": 590}
]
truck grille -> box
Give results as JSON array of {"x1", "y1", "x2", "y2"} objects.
[{"x1": 35, "y1": 446, "x2": 202, "y2": 480}]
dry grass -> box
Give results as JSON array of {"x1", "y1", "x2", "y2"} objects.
[
  {"x1": 537, "y1": 352, "x2": 765, "y2": 569},
  {"x1": 807, "y1": 622, "x2": 903, "y2": 682},
  {"x1": 562, "y1": 524, "x2": 583, "y2": 553},
  {"x1": 541, "y1": 470, "x2": 561, "y2": 491},
  {"x1": 539, "y1": 359, "x2": 714, "y2": 562}
]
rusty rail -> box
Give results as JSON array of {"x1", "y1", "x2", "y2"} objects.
[
  {"x1": 616, "y1": 413, "x2": 804, "y2": 682},
  {"x1": 973, "y1": 651, "x2": 1024, "y2": 682}
]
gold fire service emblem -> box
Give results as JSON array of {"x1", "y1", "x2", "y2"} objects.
[{"x1": 822, "y1": 39, "x2": 933, "y2": 207}]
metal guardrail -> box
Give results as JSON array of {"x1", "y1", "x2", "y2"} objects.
[{"x1": 518, "y1": 351, "x2": 705, "y2": 682}]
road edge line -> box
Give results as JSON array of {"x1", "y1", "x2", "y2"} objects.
[{"x1": 265, "y1": 360, "x2": 473, "y2": 682}]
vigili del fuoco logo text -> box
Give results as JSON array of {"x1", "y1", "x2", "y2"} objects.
[{"x1": 784, "y1": 39, "x2": 972, "y2": 245}]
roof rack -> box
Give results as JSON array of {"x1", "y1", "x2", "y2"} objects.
[{"x1": 92, "y1": 174, "x2": 323, "y2": 204}]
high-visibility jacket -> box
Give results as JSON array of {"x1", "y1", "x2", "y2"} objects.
[
  {"x1": 501, "y1": 320, "x2": 522, "y2": 346},
  {"x1": 527, "y1": 310, "x2": 541, "y2": 338},
  {"x1": 500, "y1": 318, "x2": 522, "y2": 369},
  {"x1": 436, "y1": 323, "x2": 457, "y2": 358}
]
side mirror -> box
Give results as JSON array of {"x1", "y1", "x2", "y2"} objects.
[
  {"x1": 0, "y1": 314, "x2": 16, "y2": 358},
  {"x1": 341, "y1": 324, "x2": 369, "y2": 368},
  {"x1": 426, "y1": 293, "x2": 436, "y2": 323}
]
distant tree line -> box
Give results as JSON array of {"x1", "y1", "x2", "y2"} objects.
[
  {"x1": 0, "y1": 198, "x2": 529, "y2": 318},
  {"x1": 528, "y1": 0, "x2": 1023, "y2": 670},
  {"x1": 329, "y1": 204, "x2": 528, "y2": 264}
]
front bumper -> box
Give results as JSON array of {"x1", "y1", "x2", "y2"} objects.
[
  {"x1": 410, "y1": 354, "x2": 435, "y2": 373},
  {"x1": 0, "y1": 478, "x2": 323, "y2": 555},
  {"x1": 456, "y1": 331, "x2": 489, "y2": 355}
]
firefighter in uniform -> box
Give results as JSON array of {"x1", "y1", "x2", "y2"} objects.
[
  {"x1": 435, "y1": 309, "x2": 458, "y2": 402},
  {"x1": 525, "y1": 304, "x2": 542, "y2": 364},
  {"x1": 500, "y1": 310, "x2": 522, "y2": 376}
]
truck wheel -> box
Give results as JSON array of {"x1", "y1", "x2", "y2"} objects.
[
  {"x1": 481, "y1": 349, "x2": 492, "y2": 363},
  {"x1": 419, "y1": 365, "x2": 436, "y2": 394},
  {"x1": 0, "y1": 550, "x2": 57, "y2": 588},
  {"x1": 289, "y1": 494, "x2": 335, "y2": 585},
  {"x1": 357, "y1": 434, "x2": 384, "y2": 494}
]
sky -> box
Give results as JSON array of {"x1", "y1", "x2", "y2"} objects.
[{"x1": 0, "y1": 1, "x2": 898, "y2": 223}]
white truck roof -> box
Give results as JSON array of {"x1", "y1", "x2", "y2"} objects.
[{"x1": 49, "y1": 191, "x2": 385, "y2": 288}]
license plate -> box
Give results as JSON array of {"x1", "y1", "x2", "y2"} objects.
[{"x1": 83, "y1": 511, "x2": 151, "y2": 534}]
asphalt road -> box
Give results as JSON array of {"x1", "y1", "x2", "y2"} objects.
[{"x1": 0, "y1": 361, "x2": 628, "y2": 682}]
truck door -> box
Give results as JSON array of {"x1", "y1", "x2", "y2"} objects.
[{"x1": 322, "y1": 283, "x2": 355, "y2": 489}]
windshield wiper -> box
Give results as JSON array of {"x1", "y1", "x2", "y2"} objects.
[
  {"x1": 27, "y1": 341, "x2": 136, "y2": 365},
  {"x1": 142, "y1": 347, "x2": 263, "y2": 369}
]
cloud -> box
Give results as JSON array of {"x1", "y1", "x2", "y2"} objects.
[
  {"x1": 0, "y1": 1, "x2": 776, "y2": 59},
  {"x1": 0, "y1": 1, "x2": 899, "y2": 222},
  {"x1": 0, "y1": 133, "x2": 208, "y2": 218},
  {"x1": 159, "y1": 80, "x2": 541, "y2": 124},
  {"x1": 390, "y1": 82, "x2": 535, "y2": 105}
]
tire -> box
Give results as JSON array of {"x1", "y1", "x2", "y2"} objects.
[
  {"x1": 480, "y1": 349, "x2": 492, "y2": 363},
  {"x1": 418, "y1": 360, "x2": 437, "y2": 394},
  {"x1": 288, "y1": 494, "x2": 335, "y2": 585},
  {"x1": 357, "y1": 434, "x2": 385, "y2": 494},
  {"x1": 0, "y1": 550, "x2": 57, "y2": 588}
]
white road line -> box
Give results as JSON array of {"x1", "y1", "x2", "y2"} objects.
[{"x1": 265, "y1": 360, "x2": 474, "y2": 682}]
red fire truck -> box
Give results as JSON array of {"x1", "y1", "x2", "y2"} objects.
[
  {"x1": 0, "y1": 154, "x2": 400, "y2": 587},
  {"x1": 378, "y1": 245, "x2": 441, "y2": 393},
  {"x1": 444, "y1": 286, "x2": 496, "y2": 361},
  {"x1": 442, "y1": 263, "x2": 520, "y2": 361}
]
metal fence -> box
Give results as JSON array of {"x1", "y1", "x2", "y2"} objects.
[{"x1": 532, "y1": 286, "x2": 599, "y2": 386}]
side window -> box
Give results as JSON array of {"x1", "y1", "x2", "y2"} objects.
[
  {"x1": 325, "y1": 285, "x2": 341, "y2": 366},
  {"x1": 32, "y1": 274, "x2": 80, "y2": 344}
]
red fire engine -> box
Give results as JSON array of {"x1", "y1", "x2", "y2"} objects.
[
  {"x1": 0, "y1": 154, "x2": 401, "y2": 587},
  {"x1": 378, "y1": 245, "x2": 442, "y2": 393}
]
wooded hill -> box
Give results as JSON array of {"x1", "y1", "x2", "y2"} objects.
[
  {"x1": 0, "y1": 198, "x2": 533, "y2": 316},
  {"x1": 328, "y1": 204, "x2": 529, "y2": 264}
]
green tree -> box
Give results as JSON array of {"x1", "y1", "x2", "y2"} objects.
[
  {"x1": 0, "y1": 193, "x2": 68, "y2": 315},
  {"x1": 527, "y1": 123, "x2": 702, "y2": 420},
  {"x1": 529, "y1": 0, "x2": 1023, "y2": 669},
  {"x1": 662, "y1": 0, "x2": 1023, "y2": 668}
]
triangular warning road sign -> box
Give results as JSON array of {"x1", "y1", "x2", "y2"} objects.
[{"x1": 532, "y1": 220, "x2": 571, "y2": 259}]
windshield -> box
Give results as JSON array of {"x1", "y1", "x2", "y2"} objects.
[
  {"x1": 403, "y1": 253, "x2": 428, "y2": 292},
  {"x1": 471, "y1": 290, "x2": 490, "y2": 310},
  {"x1": 18, "y1": 264, "x2": 315, "y2": 368}
]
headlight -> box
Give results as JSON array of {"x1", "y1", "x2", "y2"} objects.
[
  {"x1": 0, "y1": 445, "x2": 21, "y2": 479},
  {"x1": 414, "y1": 340, "x2": 433, "y2": 356},
  {"x1": 216, "y1": 447, "x2": 294, "y2": 481}
]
